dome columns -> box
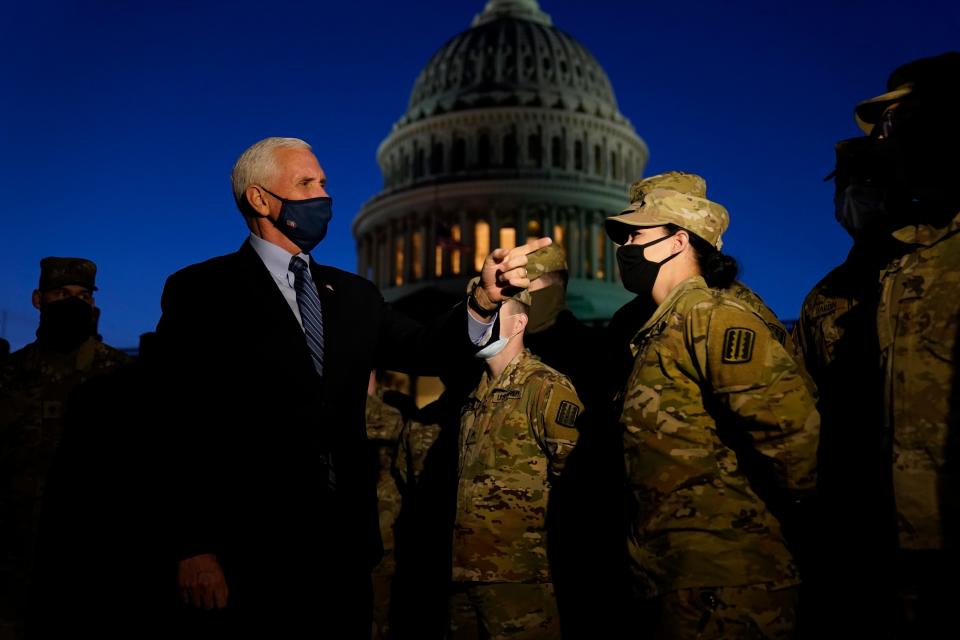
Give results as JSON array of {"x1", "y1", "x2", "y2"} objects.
[
  {"x1": 374, "y1": 108, "x2": 647, "y2": 195},
  {"x1": 357, "y1": 200, "x2": 624, "y2": 290}
]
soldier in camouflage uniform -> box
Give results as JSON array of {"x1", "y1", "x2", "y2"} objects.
[
  {"x1": 625, "y1": 172, "x2": 791, "y2": 348},
  {"x1": 364, "y1": 370, "x2": 445, "y2": 640},
  {"x1": 791, "y1": 122, "x2": 914, "y2": 636},
  {"x1": 450, "y1": 291, "x2": 583, "y2": 639},
  {"x1": 393, "y1": 404, "x2": 442, "y2": 492},
  {"x1": 0, "y1": 257, "x2": 131, "y2": 639},
  {"x1": 856, "y1": 52, "x2": 960, "y2": 637},
  {"x1": 365, "y1": 371, "x2": 406, "y2": 640},
  {"x1": 605, "y1": 187, "x2": 819, "y2": 638}
]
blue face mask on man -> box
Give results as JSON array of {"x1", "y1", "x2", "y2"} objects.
[{"x1": 255, "y1": 186, "x2": 334, "y2": 253}]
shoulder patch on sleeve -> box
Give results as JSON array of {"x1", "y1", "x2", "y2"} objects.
[
  {"x1": 542, "y1": 379, "x2": 583, "y2": 442},
  {"x1": 707, "y1": 305, "x2": 775, "y2": 390},
  {"x1": 722, "y1": 327, "x2": 756, "y2": 364},
  {"x1": 556, "y1": 400, "x2": 580, "y2": 428}
]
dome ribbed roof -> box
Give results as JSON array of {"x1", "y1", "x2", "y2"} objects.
[{"x1": 401, "y1": 0, "x2": 622, "y2": 125}]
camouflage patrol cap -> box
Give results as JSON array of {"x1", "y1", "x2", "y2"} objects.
[
  {"x1": 525, "y1": 244, "x2": 568, "y2": 281},
  {"x1": 605, "y1": 189, "x2": 730, "y2": 250},
  {"x1": 855, "y1": 51, "x2": 960, "y2": 134},
  {"x1": 506, "y1": 288, "x2": 532, "y2": 307},
  {"x1": 38, "y1": 257, "x2": 98, "y2": 292},
  {"x1": 628, "y1": 171, "x2": 707, "y2": 203}
]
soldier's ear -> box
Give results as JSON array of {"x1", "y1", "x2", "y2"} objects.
[
  {"x1": 31, "y1": 290, "x2": 41, "y2": 310},
  {"x1": 515, "y1": 311, "x2": 529, "y2": 335},
  {"x1": 673, "y1": 229, "x2": 690, "y2": 254}
]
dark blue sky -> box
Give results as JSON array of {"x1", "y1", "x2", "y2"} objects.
[{"x1": 1, "y1": 0, "x2": 956, "y2": 350}]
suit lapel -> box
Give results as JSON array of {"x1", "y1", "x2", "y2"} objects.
[{"x1": 236, "y1": 241, "x2": 316, "y2": 376}]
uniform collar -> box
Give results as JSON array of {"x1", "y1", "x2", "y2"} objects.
[
  {"x1": 628, "y1": 276, "x2": 708, "y2": 356},
  {"x1": 476, "y1": 348, "x2": 532, "y2": 399},
  {"x1": 639, "y1": 276, "x2": 708, "y2": 334},
  {"x1": 29, "y1": 336, "x2": 99, "y2": 370}
]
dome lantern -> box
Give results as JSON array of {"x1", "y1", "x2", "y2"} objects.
[{"x1": 471, "y1": 0, "x2": 552, "y2": 27}]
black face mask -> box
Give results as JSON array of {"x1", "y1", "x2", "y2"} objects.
[
  {"x1": 832, "y1": 136, "x2": 905, "y2": 239},
  {"x1": 616, "y1": 233, "x2": 679, "y2": 298},
  {"x1": 254, "y1": 187, "x2": 333, "y2": 254},
  {"x1": 37, "y1": 297, "x2": 96, "y2": 352}
]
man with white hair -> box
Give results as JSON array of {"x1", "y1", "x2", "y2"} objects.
[{"x1": 155, "y1": 137, "x2": 547, "y2": 636}]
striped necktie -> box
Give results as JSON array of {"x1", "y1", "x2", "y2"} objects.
[{"x1": 289, "y1": 256, "x2": 324, "y2": 377}]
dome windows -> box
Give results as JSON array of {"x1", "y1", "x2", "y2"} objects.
[
  {"x1": 499, "y1": 227, "x2": 517, "y2": 251},
  {"x1": 528, "y1": 132, "x2": 542, "y2": 168},
  {"x1": 477, "y1": 132, "x2": 492, "y2": 169},
  {"x1": 474, "y1": 220, "x2": 490, "y2": 272},
  {"x1": 551, "y1": 135, "x2": 565, "y2": 169},
  {"x1": 430, "y1": 142, "x2": 444, "y2": 174},
  {"x1": 452, "y1": 137, "x2": 467, "y2": 172},
  {"x1": 502, "y1": 131, "x2": 518, "y2": 168}
]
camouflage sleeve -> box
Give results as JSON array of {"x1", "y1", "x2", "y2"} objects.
[
  {"x1": 789, "y1": 317, "x2": 806, "y2": 371},
  {"x1": 790, "y1": 293, "x2": 817, "y2": 382},
  {"x1": 365, "y1": 393, "x2": 405, "y2": 441},
  {"x1": 688, "y1": 302, "x2": 820, "y2": 495},
  {"x1": 789, "y1": 296, "x2": 823, "y2": 398},
  {"x1": 530, "y1": 374, "x2": 582, "y2": 479},
  {"x1": 394, "y1": 418, "x2": 441, "y2": 492}
]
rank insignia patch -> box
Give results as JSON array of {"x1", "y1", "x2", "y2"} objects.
[{"x1": 722, "y1": 327, "x2": 756, "y2": 364}]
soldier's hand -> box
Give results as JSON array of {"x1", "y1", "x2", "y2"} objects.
[
  {"x1": 476, "y1": 237, "x2": 553, "y2": 310},
  {"x1": 178, "y1": 553, "x2": 229, "y2": 610}
]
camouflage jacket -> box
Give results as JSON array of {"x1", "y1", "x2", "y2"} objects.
[
  {"x1": 394, "y1": 415, "x2": 441, "y2": 492},
  {"x1": 724, "y1": 281, "x2": 789, "y2": 348},
  {"x1": 790, "y1": 241, "x2": 902, "y2": 382},
  {"x1": 621, "y1": 276, "x2": 819, "y2": 598},
  {"x1": 453, "y1": 349, "x2": 582, "y2": 583},
  {"x1": 793, "y1": 276, "x2": 858, "y2": 384},
  {"x1": 0, "y1": 337, "x2": 132, "y2": 504},
  {"x1": 365, "y1": 390, "x2": 406, "y2": 573},
  {"x1": 878, "y1": 210, "x2": 960, "y2": 551}
]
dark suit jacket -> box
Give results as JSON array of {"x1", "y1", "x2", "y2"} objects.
[{"x1": 154, "y1": 240, "x2": 472, "y2": 600}]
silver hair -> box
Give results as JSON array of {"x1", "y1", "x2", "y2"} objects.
[{"x1": 231, "y1": 137, "x2": 311, "y2": 208}]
